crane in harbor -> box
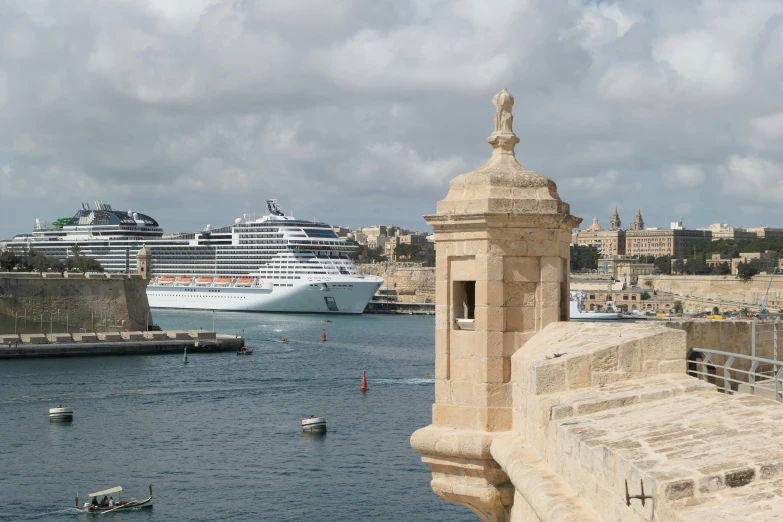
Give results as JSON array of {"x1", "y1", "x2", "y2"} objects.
[{"x1": 759, "y1": 267, "x2": 777, "y2": 315}]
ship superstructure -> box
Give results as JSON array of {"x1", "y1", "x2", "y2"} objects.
[{"x1": 4, "y1": 200, "x2": 383, "y2": 314}]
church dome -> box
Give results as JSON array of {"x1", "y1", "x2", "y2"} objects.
[{"x1": 587, "y1": 217, "x2": 603, "y2": 231}]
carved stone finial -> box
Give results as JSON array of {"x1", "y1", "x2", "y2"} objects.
[{"x1": 488, "y1": 88, "x2": 520, "y2": 154}]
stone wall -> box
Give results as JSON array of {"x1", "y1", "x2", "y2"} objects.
[
  {"x1": 643, "y1": 275, "x2": 783, "y2": 309},
  {"x1": 357, "y1": 263, "x2": 435, "y2": 303},
  {"x1": 0, "y1": 273, "x2": 151, "y2": 332}
]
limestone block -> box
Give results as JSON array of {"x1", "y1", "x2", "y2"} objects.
[
  {"x1": 474, "y1": 305, "x2": 504, "y2": 332},
  {"x1": 617, "y1": 340, "x2": 644, "y2": 372},
  {"x1": 658, "y1": 359, "x2": 685, "y2": 374},
  {"x1": 21, "y1": 334, "x2": 48, "y2": 344},
  {"x1": 143, "y1": 331, "x2": 168, "y2": 340},
  {"x1": 565, "y1": 354, "x2": 591, "y2": 390},
  {"x1": 539, "y1": 257, "x2": 563, "y2": 283},
  {"x1": 432, "y1": 404, "x2": 476, "y2": 429},
  {"x1": 476, "y1": 407, "x2": 512, "y2": 432},
  {"x1": 530, "y1": 360, "x2": 566, "y2": 395},
  {"x1": 474, "y1": 331, "x2": 505, "y2": 358},
  {"x1": 435, "y1": 354, "x2": 449, "y2": 379},
  {"x1": 166, "y1": 330, "x2": 190, "y2": 340},
  {"x1": 121, "y1": 331, "x2": 144, "y2": 341},
  {"x1": 0, "y1": 334, "x2": 21, "y2": 344},
  {"x1": 41, "y1": 272, "x2": 63, "y2": 278},
  {"x1": 503, "y1": 282, "x2": 537, "y2": 307},
  {"x1": 189, "y1": 330, "x2": 217, "y2": 340},
  {"x1": 505, "y1": 307, "x2": 536, "y2": 332},
  {"x1": 72, "y1": 333, "x2": 97, "y2": 342},
  {"x1": 592, "y1": 346, "x2": 618, "y2": 373},
  {"x1": 476, "y1": 281, "x2": 504, "y2": 307},
  {"x1": 97, "y1": 332, "x2": 122, "y2": 342},
  {"x1": 504, "y1": 258, "x2": 540, "y2": 282},
  {"x1": 46, "y1": 333, "x2": 72, "y2": 343},
  {"x1": 63, "y1": 272, "x2": 85, "y2": 278}
]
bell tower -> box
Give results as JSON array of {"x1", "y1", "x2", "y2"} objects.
[{"x1": 135, "y1": 247, "x2": 152, "y2": 280}]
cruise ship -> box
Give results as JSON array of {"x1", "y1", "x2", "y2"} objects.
[{"x1": 4, "y1": 200, "x2": 383, "y2": 314}]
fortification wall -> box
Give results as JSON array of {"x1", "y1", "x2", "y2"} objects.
[
  {"x1": 356, "y1": 263, "x2": 435, "y2": 303},
  {"x1": 0, "y1": 273, "x2": 151, "y2": 332},
  {"x1": 643, "y1": 275, "x2": 783, "y2": 309}
]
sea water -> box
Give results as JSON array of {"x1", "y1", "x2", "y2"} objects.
[{"x1": 0, "y1": 311, "x2": 474, "y2": 521}]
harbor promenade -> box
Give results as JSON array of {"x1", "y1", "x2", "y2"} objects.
[{"x1": 0, "y1": 330, "x2": 244, "y2": 358}]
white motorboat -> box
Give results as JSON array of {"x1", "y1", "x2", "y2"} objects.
[
  {"x1": 49, "y1": 406, "x2": 73, "y2": 422},
  {"x1": 570, "y1": 292, "x2": 622, "y2": 321},
  {"x1": 301, "y1": 416, "x2": 327, "y2": 433}
]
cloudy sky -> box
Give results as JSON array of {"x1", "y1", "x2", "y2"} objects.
[{"x1": 1, "y1": 0, "x2": 782, "y2": 239}]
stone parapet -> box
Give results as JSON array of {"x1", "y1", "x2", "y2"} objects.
[
  {"x1": 72, "y1": 333, "x2": 97, "y2": 342},
  {"x1": 143, "y1": 331, "x2": 167, "y2": 340},
  {"x1": 121, "y1": 331, "x2": 144, "y2": 341},
  {"x1": 0, "y1": 334, "x2": 20, "y2": 344},
  {"x1": 97, "y1": 332, "x2": 122, "y2": 342},
  {"x1": 21, "y1": 334, "x2": 47, "y2": 344},
  {"x1": 189, "y1": 330, "x2": 217, "y2": 340},
  {"x1": 46, "y1": 333, "x2": 72, "y2": 343},
  {"x1": 166, "y1": 330, "x2": 190, "y2": 340}
]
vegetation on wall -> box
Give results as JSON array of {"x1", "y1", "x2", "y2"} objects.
[{"x1": 0, "y1": 249, "x2": 103, "y2": 273}]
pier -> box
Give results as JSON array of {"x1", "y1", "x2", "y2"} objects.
[{"x1": 0, "y1": 330, "x2": 244, "y2": 359}]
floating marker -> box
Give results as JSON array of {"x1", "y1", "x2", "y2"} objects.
[
  {"x1": 322, "y1": 329, "x2": 327, "y2": 342},
  {"x1": 183, "y1": 347, "x2": 188, "y2": 364},
  {"x1": 360, "y1": 370, "x2": 369, "y2": 392}
]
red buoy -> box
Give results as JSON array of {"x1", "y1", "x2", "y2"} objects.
[
  {"x1": 360, "y1": 370, "x2": 369, "y2": 392},
  {"x1": 321, "y1": 329, "x2": 327, "y2": 342}
]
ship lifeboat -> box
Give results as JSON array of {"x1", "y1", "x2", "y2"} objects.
[
  {"x1": 196, "y1": 277, "x2": 213, "y2": 285},
  {"x1": 235, "y1": 277, "x2": 255, "y2": 287},
  {"x1": 175, "y1": 277, "x2": 193, "y2": 285},
  {"x1": 214, "y1": 277, "x2": 233, "y2": 286},
  {"x1": 158, "y1": 277, "x2": 175, "y2": 285}
]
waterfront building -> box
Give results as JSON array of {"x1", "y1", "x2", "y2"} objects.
[
  {"x1": 625, "y1": 227, "x2": 711, "y2": 256},
  {"x1": 597, "y1": 255, "x2": 654, "y2": 284},
  {"x1": 574, "y1": 216, "x2": 625, "y2": 256},
  {"x1": 747, "y1": 227, "x2": 783, "y2": 238},
  {"x1": 697, "y1": 223, "x2": 757, "y2": 241},
  {"x1": 731, "y1": 251, "x2": 781, "y2": 275}
]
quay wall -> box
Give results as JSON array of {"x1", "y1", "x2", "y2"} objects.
[
  {"x1": 356, "y1": 263, "x2": 435, "y2": 303},
  {"x1": 642, "y1": 275, "x2": 783, "y2": 309},
  {"x1": 0, "y1": 273, "x2": 151, "y2": 333},
  {"x1": 0, "y1": 334, "x2": 243, "y2": 358}
]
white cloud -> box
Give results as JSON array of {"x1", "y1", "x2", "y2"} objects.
[
  {"x1": 751, "y1": 112, "x2": 783, "y2": 149},
  {"x1": 664, "y1": 165, "x2": 705, "y2": 189},
  {"x1": 368, "y1": 143, "x2": 465, "y2": 187},
  {"x1": 722, "y1": 155, "x2": 783, "y2": 203}
]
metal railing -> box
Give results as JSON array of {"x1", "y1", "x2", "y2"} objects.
[{"x1": 690, "y1": 347, "x2": 783, "y2": 402}]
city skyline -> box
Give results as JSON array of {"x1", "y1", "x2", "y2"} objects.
[{"x1": 2, "y1": 1, "x2": 783, "y2": 239}]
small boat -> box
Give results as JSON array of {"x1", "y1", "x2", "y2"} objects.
[
  {"x1": 49, "y1": 405, "x2": 73, "y2": 422},
  {"x1": 175, "y1": 277, "x2": 193, "y2": 285},
  {"x1": 236, "y1": 347, "x2": 253, "y2": 356},
  {"x1": 322, "y1": 319, "x2": 332, "y2": 323},
  {"x1": 302, "y1": 416, "x2": 326, "y2": 433},
  {"x1": 158, "y1": 277, "x2": 175, "y2": 285},
  {"x1": 75, "y1": 485, "x2": 152, "y2": 512},
  {"x1": 281, "y1": 338, "x2": 289, "y2": 344},
  {"x1": 235, "y1": 277, "x2": 255, "y2": 286},
  {"x1": 196, "y1": 277, "x2": 213, "y2": 285}
]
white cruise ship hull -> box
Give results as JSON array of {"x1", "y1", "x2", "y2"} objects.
[{"x1": 147, "y1": 277, "x2": 382, "y2": 314}]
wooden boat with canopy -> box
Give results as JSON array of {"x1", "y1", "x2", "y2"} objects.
[{"x1": 75, "y1": 485, "x2": 153, "y2": 513}]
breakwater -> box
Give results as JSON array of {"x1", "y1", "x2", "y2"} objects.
[
  {"x1": 357, "y1": 263, "x2": 435, "y2": 304},
  {"x1": 0, "y1": 330, "x2": 244, "y2": 358}
]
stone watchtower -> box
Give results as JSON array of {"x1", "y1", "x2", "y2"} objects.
[
  {"x1": 411, "y1": 89, "x2": 581, "y2": 519},
  {"x1": 135, "y1": 247, "x2": 152, "y2": 280}
]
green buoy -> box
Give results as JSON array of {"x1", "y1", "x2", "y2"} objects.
[{"x1": 183, "y1": 347, "x2": 188, "y2": 365}]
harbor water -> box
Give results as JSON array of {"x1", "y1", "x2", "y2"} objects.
[{"x1": 0, "y1": 312, "x2": 473, "y2": 521}]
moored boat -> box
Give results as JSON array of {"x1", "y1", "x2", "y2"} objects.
[
  {"x1": 158, "y1": 277, "x2": 175, "y2": 285},
  {"x1": 196, "y1": 277, "x2": 214, "y2": 285},
  {"x1": 75, "y1": 485, "x2": 152, "y2": 513},
  {"x1": 49, "y1": 405, "x2": 73, "y2": 422},
  {"x1": 175, "y1": 277, "x2": 193, "y2": 285},
  {"x1": 302, "y1": 416, "x2": 327, "y2": 433}
]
